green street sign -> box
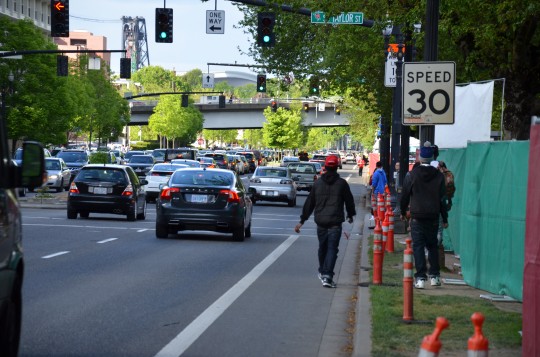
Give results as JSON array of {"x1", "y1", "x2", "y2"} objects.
[{"x1": 311, "y1": 11, "x2": 364, "y2": 25}]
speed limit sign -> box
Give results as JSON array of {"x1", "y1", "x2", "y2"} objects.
[{"x1": 402, "y1": 62, "x2": 455, "y2": 125}]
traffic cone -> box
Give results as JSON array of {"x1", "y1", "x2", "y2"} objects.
[
  {"x1": 468, "y1": 312, "x2": 489, "y2": 357},
  {"x1": 418, "y1": 317, "x2": 450, "y2": 357},
  {"x1": 372, "y1": 218, "x2": 383, "y2": 285},
  {"x1": 377, "y1": 193, "x2": 385, "y2": 223},
  {"x1": 385, "y1": 193, "x2": 395, "y2": 253},
  {"x1": 382, "y1": 212, "x2": 389, "y2": 253},
  {"x1": 403, "y1": 237, "x2": 414, "y2": 321}
]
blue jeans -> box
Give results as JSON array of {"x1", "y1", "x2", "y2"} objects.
[
  {"x1": 317, "y1": 225, "x2": 342, "y2": 279},
  {"x1": 410, "y1": 218, "x2": 440, "y2": 279}
]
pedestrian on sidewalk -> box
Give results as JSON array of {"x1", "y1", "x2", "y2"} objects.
[
  {"x1": 399, "y1": 142, "x2": 448, "y2": 289},
  {"x1": 294, "y1": 155, "x2": 356, "y2": 288}
]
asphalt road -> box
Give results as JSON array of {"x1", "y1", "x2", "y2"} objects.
[{"x1": 18, "y1": 165, "x2": 367, "y2": 357}]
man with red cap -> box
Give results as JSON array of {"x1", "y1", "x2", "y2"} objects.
[{"x1": 295, "y1": 155, "x2": 356, "y2": 288}]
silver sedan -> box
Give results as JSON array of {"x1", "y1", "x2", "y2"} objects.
[
  {"x1": 248, "y1": 166, "x2": 298, "y2": 207},
  {"x1": 38, "y1": 158, "x2": 71, "y2": 192}
]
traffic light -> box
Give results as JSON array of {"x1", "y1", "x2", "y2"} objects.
[
  {"x1": 303, "y1": 103, "x2": 309, "y2": 112},
  {"x1": 218, "y1": 95, "x2": 226, "y2": 108},
  {"x1": 257, "y1": 12, "x2": 275, "y2": 47},
  {"x1": 155, "y1": 8, "x2": 173, "y2": 43},
  {"x1": 181, "y1": 94, "x2": 189, "y2": 107},
  {"x1": 271, "y1": 100, "x2": 278, "y2": 112},
  {"x1": 257, "y1": 74, "x2": 267, "y2": 92},
  {"x1": 57, "y1": 55, "x2": 68, "y2": 76},
  {"x1": 51, "y1": 0, "x2": 69, "y2": 37},
  {"x1": 309, "y1": 76, "x2": 320, "y2": 95},
  {"x1": 120, "y1": 58, "x2": 131, "y2": 79}
]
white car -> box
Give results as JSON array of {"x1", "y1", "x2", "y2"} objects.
[
  {"x1": 345, "y1": 153, "x2": 356, "y2": 163},
  {"x1": 36, "y1": 158, "x2": 71, "y2": 192},
  {"x1": 144, "y1": 163, "x2": 188, "y2": 202}
]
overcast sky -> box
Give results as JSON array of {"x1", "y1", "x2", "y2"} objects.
[{"x1": 69, "y1": 0, "x2": 254, "y2": 75}]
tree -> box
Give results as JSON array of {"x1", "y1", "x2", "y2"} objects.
[{"x1": 262, "y1": 106, "x2": 305, "y2": 150}]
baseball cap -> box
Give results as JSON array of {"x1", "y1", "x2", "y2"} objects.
[{"x1": 324, "y1": 155, "x2": 339, "y2": 168}]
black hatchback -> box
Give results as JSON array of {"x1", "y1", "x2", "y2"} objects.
[
  {"x1": 67, "y1": 164, "x2": 148, "y2": 221},
  {"x1": 155, "y1": 168, "x2": 253, "y2": 241}
]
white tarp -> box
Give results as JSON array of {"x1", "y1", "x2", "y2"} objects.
[{"x1": 434, "y1": 81, "x2": 494, "y2": 149}]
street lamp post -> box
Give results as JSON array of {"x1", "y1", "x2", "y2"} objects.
[{"x1": 380, "y1": 25, "x2": 393, "y2": 178}]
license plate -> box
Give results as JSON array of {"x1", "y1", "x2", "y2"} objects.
[
  {"x1": 93, "y1": 187, "x2": 108, "y2": 194},
  {"x1": 262, "y1": 190, "x2": 277, "y2": 196},
  {"x1": 190, "y1": 194, "x2": 208, "y2": 203}
]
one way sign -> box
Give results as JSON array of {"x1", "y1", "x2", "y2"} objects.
[{"x1": 206, "y1": 10, "x2": 225, "y2": 34}]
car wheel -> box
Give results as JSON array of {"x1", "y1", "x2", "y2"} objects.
[
  {"x1": 79, "y1": 212, "x2": 89, "y2": 218},
  {"x1": 67, "y1": 209, "x2": 77, "y2": 219},
  {"x1": 137, "y1": 200, "x2": 147, "y2": 220},
  {"x1": 0, "y1": 273, "x2": 22, "y2": 357},
  {"x1": 232, "y1": 221, "x2": 245, "y2": 242},
  {"x1": 288, "y1": 196, "x2": 296, "y2": 207},
  {"x1": 56, "y1": 180, "x2": 63, "y2": 193},
  {"x1": 155, "y1": 222, "x2": 169, "y2": 239},
  {"x1": 127, "y1": 201, "x2": 137, "y2": 221}
]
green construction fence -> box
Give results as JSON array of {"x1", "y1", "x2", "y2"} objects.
[{"x1": 438, "y1": 140, "x2": 529, "y2": 301}]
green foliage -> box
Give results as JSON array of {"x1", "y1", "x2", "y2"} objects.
[
  {"x1": 88, "y1": 151, "x2": 110, "y2": 164},
  {"x1": 262, "y1": 106, "x2": 305, "y2": 149}
]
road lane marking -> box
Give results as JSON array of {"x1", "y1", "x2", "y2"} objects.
[
  {"x1": 154, "y1": 234, "x2": 300, "y2": 357},
  {"x1": 42, "y1": 251, "x2": 70, "y2": 259},
  {"x1": 97, "y1": 238, "x2": 118, "y2": 244},
  {"x1": 137, "y1": 229, "x2": 150, "y2": 232}
]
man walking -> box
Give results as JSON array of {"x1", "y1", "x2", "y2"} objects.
[
  {"x1": 294, "y1": 156, "x2": 356, "y2": 288},
  {"x1": 399, "y1": 142, "x2": 448, "y2": 289}
]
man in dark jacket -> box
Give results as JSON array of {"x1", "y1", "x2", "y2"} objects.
[
  {"x1": 400, "y1": 142, "x2": 448, "y2": 289},
  {"x1": 294, "y1": 155, "x2": 356, "y2": 288}
]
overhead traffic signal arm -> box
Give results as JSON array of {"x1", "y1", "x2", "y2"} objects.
[{"x1": 155, "y1": 8, "x2": 173, "y2": 43}]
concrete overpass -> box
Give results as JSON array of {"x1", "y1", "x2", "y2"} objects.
[{"x1": 128, "y1": 99, "x2": 349, "y2": 129}]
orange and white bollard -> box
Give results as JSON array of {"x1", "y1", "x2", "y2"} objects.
[
  {"x1": 403, "y1": 237, "x2": 414, "y2": 321},
  {"x1": 418, "y1": 317, "x2": 450, "y2": 357},
  {"x1": 372, "y1": 218, "x2": 383, "y2": 285},
  {"x1": 371, "y1": 193, "x2": 377, "y2": 216},
  {"x1": 377, "y1": 193, "x2": 386, "y2": 223},
  {"x1": 385, "y1": 193, "x2": 395, "y2": 253},
  {"x1": 468, "y1": 312, "x2": 489, "y2": 357},
  {"x1": 382, "y1": 212, "x2": 389, "y2": 253}
]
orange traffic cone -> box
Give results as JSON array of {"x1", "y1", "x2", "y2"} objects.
[
  {"x1": 385, "y1": 193, "x2": 395, "y2": 253},
  {"x1": 403, "y1": 237, "x2": 414, "y2": 321},
  {"x1": 377, "y1": 193, "x2": 385, "y2": 222},
  {"x1": 372, "y1": 218, "x2": 383, "y2": 285},
  {"x1": 418, "y1": 317, "x2": 450, "y2": 357},
  {"x1": 468, "y1": 312, "x2": 489, "y2": 356},
  {"x1": 382, "y1": 212, "x2": 389, "y2": 253}
]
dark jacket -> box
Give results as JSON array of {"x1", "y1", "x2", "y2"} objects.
[
  {"x1": 300, "y1": 171, "x2": 356, "y2": 227},
  {"x1": 400, "y1": 164, "x2": 448, "y2": 223}
]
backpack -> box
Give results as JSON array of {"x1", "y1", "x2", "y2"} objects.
[{"x1": 441, "y1": 167, "x2": 455, "y2": 210}]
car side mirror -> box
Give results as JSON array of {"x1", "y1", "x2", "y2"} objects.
[{"x1": 20, "y1": 141, "x2": 46, "y2": 189}]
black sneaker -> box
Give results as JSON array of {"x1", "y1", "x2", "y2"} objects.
[
  {"x1": 318, "y1": 273, "x2": 323, "y2": 282},
  {"x1": 322, "y1": 277, "x2": 336, "y2": 288}
]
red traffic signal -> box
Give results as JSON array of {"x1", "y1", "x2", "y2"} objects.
[
  {"x1": 51, "y1": 0, "x2": 69, "y2": 37},
  {"x1": 271, "y1": 100, "x2": 278, "y2": 112}
]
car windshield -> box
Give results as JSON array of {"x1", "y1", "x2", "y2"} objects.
[
  {"x1": 152, "y1": 164, "x2": 188, "y2": 172},
  {"x1": 170, "y1": 170, "x2": 233, "y2": 186},
  {"x1": 58, "y1": 152, "x2": 88, "y2": 162},
  {"x1": 256, "y1": 168, "x2": 287, "y2": 177},
  {"x1": 312, "y1": 155, "x2": 327, "y2": 160},
  {"x1": 79, "y1": 168, "x2": 126, "y2": 183},
  {"x1": 45, "y1": 160, "x2": 61, "y2": 170},
  {"x1": 129, "y1": 156, "x2": 153, "y2": 163},
  {"x1": 288, "y1": 164, "x2": 315, "y2": 173}
]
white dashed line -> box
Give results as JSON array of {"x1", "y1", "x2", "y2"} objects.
[
  {"x1": 42, "y1": 251, "x2": 70, "y2": 259},
  {"x1": 97, "y1": 238, "x2": 118, "y2": 244}
]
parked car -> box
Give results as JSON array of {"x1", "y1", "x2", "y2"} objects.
[
  {"x1": 1, "y1": 141, "x2": 45, "y2": 357},
  {"x1": 145, "y1": 163, "x2": 189, "y2": 202},
  {"x1": 155, "y1": 168, "x2": 252, "y2": 241},
  {"x1": 126, "y1": 154, "x2": 155, "y2": 177},
  {"x1": 248, "y1": 166, "x2": 298, "y2": 207},
  {"x1": 280, "y1": 156, "x2": 300, "y2": 167},
  {"x1": 39, "y1": 158, "x2": 71, "y2": 192},
  {"x1": 286, "y1": 162, "x2": 320, "y2": 192},
  {"x1": 56, "y1": 149, "x2": 89, "y2": 182},
  {"x1": 67, "y1": 164, "x2": 148, "y2": 221},
  {"x1": 170, "y1": 159, "x2": 201, "y2": 168},
  {"x1": 236, "y1": 151, "x2": 257, "y2": 172}
]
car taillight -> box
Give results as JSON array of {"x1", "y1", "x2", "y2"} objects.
[
  {"x1": 220, "y1": 189, "x2": 240, "y2": 203},
  {"x1": 280, "y1": 179, "x2": 293, "y2": 184},
  {"x1": 122, "y1": 184, "x2": 134, "y2": 196},
  {"x1": 69, "y1": 182, "x2": 79, "y2": 194},
  {"x1": 160, "y1": 186, "x2": 180, "y2": 201}
]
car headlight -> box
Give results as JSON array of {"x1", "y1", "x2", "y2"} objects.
[{"x1": 49, "y1": 174, "x2": 58, "y2": 180}]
